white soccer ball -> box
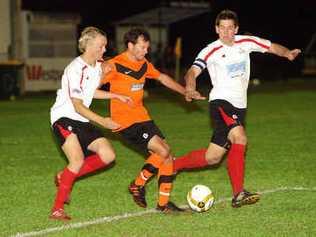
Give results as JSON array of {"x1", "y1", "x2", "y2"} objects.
[{"x1": 187, "y1": 184, "x2": 215, "y2": 212}]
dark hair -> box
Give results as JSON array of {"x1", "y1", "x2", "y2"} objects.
[
  {"x1": 123, "y1": 28, "x2": 151, "y2": 48},
  {"x1": 215, "y1": 9, "x2": 239, "y2": 27}
]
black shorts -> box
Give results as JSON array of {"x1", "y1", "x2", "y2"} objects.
[
  {"x1": 52, "y1": 117, "x2": 104, "y2": 157},
  {"x1": 119, "y1": 120, "x2": 165, "y2": 153},
  {"x1": 209, "y1": 100, "x2": 246, "y2": 148}
]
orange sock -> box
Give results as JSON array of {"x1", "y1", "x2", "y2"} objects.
[
  {"x1": 135, "y1": 153, "x2": 164, "y2": 186},
  {"x1": 158, "y1": 159, "x2": 174, "y2": 206},
  {"x1": 158, "y1": 182, "x2": 172, "y2": 206}
]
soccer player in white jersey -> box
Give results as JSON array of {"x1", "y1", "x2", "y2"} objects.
[
  {"x1": 174, "y1": 9, "x2": 301, "y2": 207},
  {"x1": 49, "y1": 27, "x2": 131, "y2": 220}
]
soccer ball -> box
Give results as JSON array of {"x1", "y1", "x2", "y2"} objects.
[{"x1": 187, "y1": 184, "x2": 215, "y2": 212}]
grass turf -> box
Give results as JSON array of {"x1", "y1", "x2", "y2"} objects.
[{"x1": 1, "y1": 79, "x2": 316, "y2": 236}]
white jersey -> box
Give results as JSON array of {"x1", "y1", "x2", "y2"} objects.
[
  {"x1": 50, "y1": 56, "x2": 103, "y2": 124},
  {"x1": 193, "y1": 35, "x2": 271, "y2": 108}
]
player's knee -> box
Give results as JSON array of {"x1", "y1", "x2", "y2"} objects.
[
  {"x1": 69, "y1": 157, "x2": 84, "y2": 171},
  {"x1": 157, "y1": 147, "x2": 171, "y2": 160},
  {"x1": 228, "y1": 127, "x2": 247, "y2": 145},
  {"x1": 155, "y1": 142, "x2": 171, "y2": 159},
  {"x1": 97, "y1": 147, "x2": 116, "y2": 164},
  {"x1": 102, "y1": 150, "x2": 116, "y2": 164},
  {"x1": 205, "y1": 154, "x2": 222, "y2": 165},
  {"x1": 229, "y1": 133, "x2": 247, "y2": 145},
  {"x1": 234, "y1": 135, "x2": 247, "y2": 145},
  {"x1": 106, "y1": 151, "x2": 116, "y2": 163}
]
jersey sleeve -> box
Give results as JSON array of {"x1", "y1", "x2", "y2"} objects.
[
  {"x1": 241, "y1": 35, "x2": 271, "y2": 53},
  {"x1": 146, "y1": 62, "x2": 160, "y2": 79},
  {"x1": 66, "y1": 66, "x2": 85, "y2": 100},
  {"x1": 192, "y1": 46, "x2": 210, "y2": 71}
]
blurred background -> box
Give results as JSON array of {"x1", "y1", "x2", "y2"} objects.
[{"x1": 0, "y1": 0, "x2": 315, "y2": 99}]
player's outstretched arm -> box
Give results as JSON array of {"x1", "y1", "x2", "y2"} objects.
[
  {"x1": 93, "y1": 90, "x2": 133, "y2": 106},
  {"x1": 71, "y1": 97, "x2": 121, "y2": 130},
  {"x1": 157, "y1": 73, "x2": 186, "y2": 95},
  {"x1": 184, "y1": 66, "x2": 206, "y2": 102},
  {"x1": 268, "y1": 43, "x2": 301, "y2": 61},
  {"x1": 185, "y1": 90, "x2": 206, "y2": 102}
]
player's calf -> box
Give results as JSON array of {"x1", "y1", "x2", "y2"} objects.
[{"x1": 55, "y1": 172, "x2": 71, "y2": 205}]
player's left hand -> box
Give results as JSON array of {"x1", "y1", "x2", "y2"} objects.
[
  {"x1": 101, "y1": 117, "x2": 121, "y2": 130},
  {"x1": 286, "y1": 49, "x2": 301, "y2": 61}
]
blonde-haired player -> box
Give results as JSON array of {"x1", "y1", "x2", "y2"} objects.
[{"x1": 50, "y1": 26, "x2": 131, "y2": 220}]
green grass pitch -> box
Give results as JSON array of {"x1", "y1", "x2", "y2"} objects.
[{"x1": 1, "y1": 80, "x2": 316, "y2": 237}]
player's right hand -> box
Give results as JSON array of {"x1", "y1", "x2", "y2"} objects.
[
  {"x1": 185, "y1": 90, "x2": 206, "y2": 102},
  {"x1": 101, "y1": 61, "x2": 114, "y2": 75},
  {"x1": 101, "y1": 117, "x2": 121, "y2": 130},
  {"x1": 286, "y1": 49, "x2": 301, "y2": 61},
  {"x1": 185, "y1": 90, "x2": 194, "y2": 102}
]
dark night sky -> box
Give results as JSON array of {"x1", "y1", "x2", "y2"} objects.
[
  {"x1": 22, "y1": 0, "x2": 316, "y2": 75},
  {"x1": 21, "y1": 0, "x2": 316, "y2": 44}
]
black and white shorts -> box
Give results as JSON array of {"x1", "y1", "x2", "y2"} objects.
[
  {"x1": 119, "y1": 120, "x2": 165, "y2": 153},
  {"x1": 52, "y1": 117, "x2": 104, "y2": 157},
  {"x1": 209, "y1": 100, "x2": 246, "y2": 149}
]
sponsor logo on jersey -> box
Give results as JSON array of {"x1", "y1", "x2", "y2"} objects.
[
  {"x1": 227, "y1": 61, "x2": 246, "y2": 79},
  {"x1": 131, "y1": 83, "x2": 144, "y2": 91}
]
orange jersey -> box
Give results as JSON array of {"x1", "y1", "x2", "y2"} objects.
[{"x1": 101, "y1": 52, "x2": 160, "y2": 130}]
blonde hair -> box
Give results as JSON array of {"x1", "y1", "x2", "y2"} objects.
[{"x1": 78, "y1": 26, "x2": 107, "y2": 53}]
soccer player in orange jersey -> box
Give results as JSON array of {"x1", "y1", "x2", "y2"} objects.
[{"x1": 101, "y1": 28, "x2": 204, "y2": 212}]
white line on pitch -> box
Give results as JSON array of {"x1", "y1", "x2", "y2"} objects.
[{"x1": 12, "y1": 186, "x2": 316, "y2": 237}]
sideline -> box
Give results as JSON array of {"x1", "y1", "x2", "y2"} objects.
[{"x1": 13, "y1": 186, "x2": 316, "y2": 237}]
